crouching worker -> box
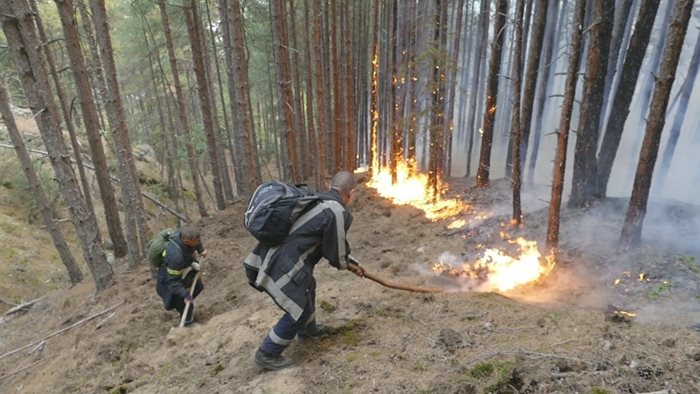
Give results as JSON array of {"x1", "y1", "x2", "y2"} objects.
[
  {"x1": 156, "y1": 226, "x2": 208, "y2": 326},
  {"x1": 244, "y1": 171, "x2": 366, "y2": 370}
]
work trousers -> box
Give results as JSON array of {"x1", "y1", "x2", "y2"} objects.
[{"x1": 260, "y1": 280, "x2": 317, "y2": 355}]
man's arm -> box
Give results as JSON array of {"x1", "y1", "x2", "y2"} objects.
[{"x1": 320, "y1": 203, "x2": 352, "y2": 269}]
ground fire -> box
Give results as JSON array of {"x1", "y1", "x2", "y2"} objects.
[{"x1": 367, "y1": 159, "x2": 556, "y2": 293}]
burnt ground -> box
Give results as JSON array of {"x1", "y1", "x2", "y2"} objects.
[{"x1": 0, "y1": 177, "x2": 698, "y2": 394}]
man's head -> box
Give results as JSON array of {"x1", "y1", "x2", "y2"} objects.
[
  {"x1": 180, "y1": 226, "x2": 202, "y2": 248},
  {"x1": 330, "y1": 171, "x2": 357, "y2": 205}
]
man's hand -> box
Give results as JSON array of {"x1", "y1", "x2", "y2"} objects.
[
  {"x1": 199, "y1": 249, "x2": 209, "y2": 258},
  {"x1": 184, "y1": 293, "x2": 193, "y2": 303},
  {"x1": 347, "y1": 262, "x2": 365, "y2": 278},
  {"x1": 191, "y1": 261, "x2": 201, "y2": 271}
]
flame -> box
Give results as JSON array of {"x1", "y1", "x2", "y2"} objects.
[
  {"x1": 432, "y1": 237, "x2": 556, "y2": 292},
  {"x1": 447, "y1": 219, "x2": 466, "y2": 229},
  {"x1": 368, "y1": 159, "x2": 467, "y2": 220}
]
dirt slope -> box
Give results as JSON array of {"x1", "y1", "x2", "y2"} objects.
[{"x1": 1, "y1": 179, "x2": 699, "y2": 394}]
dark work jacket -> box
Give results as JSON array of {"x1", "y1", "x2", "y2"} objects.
[
  {"x1": 157, "y1": 232, "x2": 204, "y2": 298},
  {"x1": 243, "y1": 189, "x2": 352, "y2": 321}
]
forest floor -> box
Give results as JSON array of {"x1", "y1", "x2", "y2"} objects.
[{"x1": 0, "y1": 175, "x2": 699, "y2": 394}]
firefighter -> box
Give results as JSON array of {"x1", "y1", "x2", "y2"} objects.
[
  {"x1": 156, "y1": 226, "x2": 208, "y2": 325},
  {"x1": 244, "y1": 171, "x2": 365, "y2": 370}
]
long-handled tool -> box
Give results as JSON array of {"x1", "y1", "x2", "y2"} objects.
[
  {"x1": 347, "y1": 255, "x2": 443, "y2": 294},
  {"x1": 179, "y1": 259, "x2": 203, "y2": 328}
]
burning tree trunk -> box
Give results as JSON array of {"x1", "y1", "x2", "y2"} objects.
[
  {"x1": 389, "y1": 0, "x2": 400, "y2": 184},
  {"x1": 546, "y1": 0, "x2": 586, "y2": 253},
  {"x1": 89, "y1": 0, "x2": 151, "y2": 262},
  {"x1": 657, "y1": 37, "x2": 700, "y2": 190},
  {"x1": 0, "y1": 80, "x2": 83, "y2": 284},
  {"x1": 510, "y1": 0, "x2": 526, "y2": 225},
  {"x1": 596, "y1": 0, "x2": 660, "y2": 197},
  {"x1": 475, "y1": 0, "x2": 507, "y2": 188},
  {"x1": 271, "y1": 0, "x2": 301, "y2": 183},
  {"x1": 621, "y1": 0, "x2": 693, "y2": 246},
  {"x1": 369, "y1": 1, "x2": 380, "y2": 175},
  {"x1": 158, "y1": 0, "x2": 208, "y2": 217},
  {"x1": 568, "y1": 0, "x2": 613, "y2": 208},
  {"x1": 1, "y1": 0, "x2": 114, "y2": 291},
  {"x1": 428, "y1": 0, "x2": 448, "y2": 199},
  {"x1": 54, "y1": 0, "x2": 129, "y2": 259},
  {"x1": 184, "y1": 0, "x2": 226, "y2": 210}
]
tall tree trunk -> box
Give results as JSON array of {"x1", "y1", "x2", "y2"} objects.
[
  {"x1": 389, "y1": 0, "x2": 400, "y2": 183},
  {"x1": 288, "y1": 0, "x2": 310, "y2": 179},
  {"x1": 428, "y1": 0, "x2": 448, "y2": 199},
  {"x1": 313, "y1": 0, "x2": 329, "y2": 184},
  {"x1": 271, "y1": 0, "x2": 301, "y2": 183},
  {"x1": 369, "y1": 1, "x2": 380, "y2": 175},
  {"x1": 657, "y1": 37, "x2": 700, "y2": 190},
  {"x1": 510, "y1": 0, "x2": 526, "y2": 225},
  {"x1": 444, "y1": 0, "x2": 465, "y2": 177},
  {"x1": 54, "y1": 0, "x2": 128, "y2": 259},
  {"x1": 158, "y1": 0, "x2": 208, "y2": 217},
  {"x1": 89, "y1": 0, "x2": 150, "y2": 263},
  {"x1": 302, "y1": 0, "x2": 320, "y2": 187},
  {"x1": 527, "y1": 0, "x2": 559, "y2": 184},
  {"x1": 331, "y1": 0, "x2": 343, "y2": 172},
  {"x1": 596, "y1": 0, "x2": 660, "y2": 197},
  {"x1": 600, "y1": 0, "x2": 633, "y2": 127},
  {"x1": 220, "y1": 0, "x2": 260, "y2": 196},
  {"x1": 465, "y1": 0, "x2": 489, "y2": 177},
  {"x1": 476, "y1": 0, "x2": 507, "y2": 187},
  {"x1": 198, "y1": 0, "x2": 234, "y2": 201},
  {"x1": 30, "y1": 0, "x2": 94, "y2": 216},
  {"x1": 184, "y1": 0, "x2": 226, "y2": 210},
  {"x1": 621, "y1": 0, "x2": 693, "y2": 246},
  {"x1": 518, "y1": 0, "x2": 549, "y2": 172},
  {"x1": 546, "y1": 0, "x2": 586, "y2": 253},
  {"x1": 343, "y1": 0, "x2": 356, "y2": 171},
  {"x1": 1, "y1": 0, "x2": 114, "y2": 291},
  {"x1": 0, "y1": 80, "x2": 83, "y2": 284},
  {"x1": 569, "y1": 0, "x2": 613, "y2": 208}
]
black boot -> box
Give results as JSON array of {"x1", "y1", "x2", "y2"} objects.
[
  {"x1": 297, "y1": 323, "x2": 331, "y2": 339},
  {"x1": 254, "y1": 349, "x2": 293, "y2": 370}
]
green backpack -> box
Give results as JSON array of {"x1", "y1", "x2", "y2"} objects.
[{"x1": 147, "y1": 228, "x2": 176, "y2": 268}]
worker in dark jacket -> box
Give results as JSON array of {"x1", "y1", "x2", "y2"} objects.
[
  {"x1": 244, "y1": 171, "x2": 365, "y2": 370},
  {"x1": 156, "y1": 226, "x2": 208, "y2": 325}
]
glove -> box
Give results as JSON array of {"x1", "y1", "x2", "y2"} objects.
[
  {"x1": 191, "y1": 262, "x2": 201, "y2": 271},
  {"x1": 184, "y1": 293, "x2": 193, "y2": 303}
]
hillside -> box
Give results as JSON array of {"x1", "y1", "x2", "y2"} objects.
[{"x1": 0, "y1": 179, "x2": 699, "y2": 393}]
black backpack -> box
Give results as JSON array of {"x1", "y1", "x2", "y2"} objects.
[{"x1": 244, "y1": 181, "x2": 320, "y2": 246}]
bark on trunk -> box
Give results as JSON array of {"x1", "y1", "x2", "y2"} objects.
[
  {"x1": 0, "y1": 80, "x2": 83, "y2": 284},
  {"x1": 158, "y1": 0, "x2": 208, "y2": 217},
  {"x1": 596, "y1": 0, "x2": 660, "y2": 197},
  {"x1": 89, "y1": 0, "x2": 150, "y2": 263},
  {"x1": 184, "y1": 0, "x2": 226, "y2": 210},
  {"x1": 1, "y1": 0, "x2": 114, "y2": 291},
  {"x1": 55, "y1": 0, "x2": 128, "y2": 259},
  {"x1": 476, "y1": 0, "x2": 507, "y2": 187},
  {"x1": 621, "y1": 0, "x2": 693, "y2": 246},
  {"x1": 569, "y1": 0, "x2": 613, "y2": 208},
  {"x1": 546, "y1": 0, "x2": 586, "y2": 253},
  {"x1": 510, "y1": 0, "x2": 526, "y2": 225}
]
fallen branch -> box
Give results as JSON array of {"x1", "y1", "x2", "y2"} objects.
[
  {"x1": 4, "y1": 297, "x2": 42, "y2": 316},
  {"x1": 0, "y1": 301, "x2": 124, "y2": 360}
]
